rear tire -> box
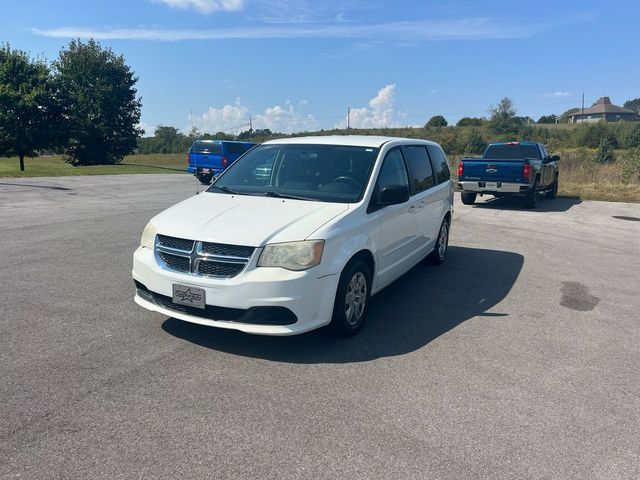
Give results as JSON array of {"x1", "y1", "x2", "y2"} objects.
[
  {"x1": 523, "y1": 183, "x2": 538, "y2": 209},
  {"x1": 427, "y1": 218, "x2": 450, "y2": 265},
  {"x1": 461, "y1": 192, "x2": 477, "y2": 205},
  {"x1": 197, "y1": 174, "x2": 213, "y2": 185},
  {"x1": 329, "y1": 260, "x2": 372, "y2": 336}
]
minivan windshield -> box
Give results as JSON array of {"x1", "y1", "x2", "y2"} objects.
[{"x1": 208, "y1": 144, "x2": 379, "y2": 203}]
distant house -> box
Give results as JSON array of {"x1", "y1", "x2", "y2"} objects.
[{"x1": 570, "y1": 97, "x2": 639, "y2": 123}]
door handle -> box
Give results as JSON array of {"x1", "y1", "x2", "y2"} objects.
[
  {"x1": 408, "y1": 205, "x2": 417, "y2": 212},
  {"x1": 418, "y1": 201, "x2": 425, "y2": 208}
]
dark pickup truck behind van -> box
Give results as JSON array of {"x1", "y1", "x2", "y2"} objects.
[{"x1": 457, "y1": 141, "x2": 559, "y2": 208}]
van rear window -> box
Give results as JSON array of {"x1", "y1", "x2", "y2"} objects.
[{"x1": 192, "y1": 141, "x2": 222, "y2": 154}]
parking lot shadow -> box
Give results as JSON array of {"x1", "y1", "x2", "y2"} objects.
[
  {"x1": 471, "y1": 196, "x2": 581, "y2": 212},
  {"x1": 161, "y1": 246, "x2": 523, "y2": 364}
]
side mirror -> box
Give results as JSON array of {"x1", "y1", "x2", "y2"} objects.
[
  {"x1": 379, "y1": 184, "x2": 410, "y2": 206},
  {"x1": 551, "y1": 155, "x2": 560, "y2": 163}
]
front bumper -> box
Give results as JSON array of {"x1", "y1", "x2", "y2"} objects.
[
  {"x1": 132, "y1": 246, "x2": 340, "y2": 335},
  {"x1": 458, "y1": 181, "x2": 529, "y2": 194}
]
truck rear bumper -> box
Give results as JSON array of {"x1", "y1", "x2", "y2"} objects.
[{"x1": 458, "y1": 181, "x2": 529, "y2": 194}]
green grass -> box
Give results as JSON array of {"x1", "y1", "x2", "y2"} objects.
[{"x1": 0, "y1": 154, "x2": 187, "y2": 178}]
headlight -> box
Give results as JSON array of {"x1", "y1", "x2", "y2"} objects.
[
  {"x1": 257, "y1": 240, "x2": 324, "y2": 271},
  {"x1": 140, "y1": 222, "x2": 157, "y2": 249}
]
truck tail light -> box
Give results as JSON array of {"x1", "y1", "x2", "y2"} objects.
[
  {"x1": 222, "y1": 156, "x2": 228, "y2": 168},
  {"x1": 457, "y1": 161, "x2": 464, "y2": 177},
  {"x1": 187, "y1": 152, "x2": 190, "y2": 164},
  {"x1": 523, "y1": 162, "x2": 531, "y2": 180}
]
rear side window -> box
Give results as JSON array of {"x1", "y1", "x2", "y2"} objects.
[
  {"x1": 191, "y1": 141, "x2": 221, "y2": 154},
  {"x1": 427, "y1": 145, "x2": 451, "y2": 184},
  {"x1": 403, "y1": 146, "x2": 434, "y2": 193},
  {"x1": 224, "y1": 142, "x2": 253, "y2": 154}
]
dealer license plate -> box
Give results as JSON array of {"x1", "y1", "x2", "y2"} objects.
[
  {"x1": 172, "y1": 284, "x2": 206, "y2": 309},
  {"x1": 485, "y1": 182, "x2": 498, "y2": 189}
]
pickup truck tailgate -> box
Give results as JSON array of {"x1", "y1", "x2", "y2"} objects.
[{"x1": 460, "y1": 159, "x2": 527, "y2": 183}]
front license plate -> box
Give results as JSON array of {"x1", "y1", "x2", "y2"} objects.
[
  {"x1": 485, "y1": 182, "x2": 498, "y2": 189},
  {"x1": 201, "y1": 168, "x2": 210, "y2": 173},
  {"x1": 172, "y1": 284, "x2": 206, "y2": 309}
]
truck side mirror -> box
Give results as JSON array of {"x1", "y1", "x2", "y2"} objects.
[{"x1": 551, "y1": 155, "x2": 560, "y2": 163}]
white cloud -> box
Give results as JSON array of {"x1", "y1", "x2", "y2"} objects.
[
  {"x1": 31, "y1": 15, "x2": 588, "y2": 42},
  {"x1": 542, "y1": 91, "x2": 572, "y2": 98},
  {"x1": 137, "y1": 121, "x2": 156, "y2": 137},
  {"x1": 193, "y1": 98, "x2": 317, "y2": 134},
  {"x1": 337, "y1": 84, "x2": 399, "y2": 129},
  {"x1": 154, "y1": 0, "x2": 245, "y2": 14}
]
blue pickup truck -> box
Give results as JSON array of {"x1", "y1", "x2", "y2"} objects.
[
  {"x1": 457, "y1": 141, "x2": 559, "y2": 208},
  {"x1": 187, "y1": 140, "x2": 256, "y2": 184}
]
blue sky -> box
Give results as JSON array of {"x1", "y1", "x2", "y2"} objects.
[{"x1": 2, "y1": 0, "x2": 638, "y2": 135}]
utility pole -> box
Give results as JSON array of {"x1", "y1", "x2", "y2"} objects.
[
  {"x1": 347, "y1": 107, "x2": 351, "y2": 129},
  {"x1": 581, "y1": 93, "x2": 584, "y2": 124},
  {"x1": 249, "y1": 115, "x2": 253, "y2": 131}
]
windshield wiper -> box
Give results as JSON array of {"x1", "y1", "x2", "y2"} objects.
[
  {"x1": 209, "y1": 185, "x2": 246, "y2": 195},
  {"x1": 263, "y1": 191, "x2": 316, "y2": 201}
]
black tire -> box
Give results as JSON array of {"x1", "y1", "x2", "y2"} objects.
[
  {"x1": 329, "y1": 260, "x2": 372, "y2": 336},
  {"x1": 426, "y1": 218, "x2": 450, "y2": 265},
  {"x1": 523, "y1": 182, "x2": 538, "y2": 209},
  {"x1": 461, "y1": 192, "x2": 477, "y2": 205},
  {"x1": 197, "y1": 174, "x2": 213, "y2": 185},
  {"x1": 546, "y1": 175, "x2": 558, "y2": 199}
]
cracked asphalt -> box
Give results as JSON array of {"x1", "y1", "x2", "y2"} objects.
[{"x1": 1, "y1": 174, "x2": 639, "y2": 479}]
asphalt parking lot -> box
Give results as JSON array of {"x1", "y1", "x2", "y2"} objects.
[{"x1": 1, "y1": 174, "x2": 639, "y2": 479}]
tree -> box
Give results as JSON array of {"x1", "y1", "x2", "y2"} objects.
[
  {"x1": 488, "y1": 97, "x2": 521, "y2": 134},
  {"x1": 425, "y1": 115, "x2": 448, "y2": 128},
  {"x1": 55, "y1": 39, "x2": 142, "y2": 165},
  {"x1": 596, "y1": 135, "x2": 616, "y2": 164},
  {"x1": 0, "y1": 44, "x2": 62, "y2": 171},
  {"x1": 538, "y1": 114, "x2": 557, "y2": 124},
  {"x1": 623, "y1": 98, "x2": 640, "y2": 113},
  {"x1": 559, "y1": 108, "x2": 580, "y2": 123},
  {"x1": 456, "y1": 117, "x2": 484, "y2": 127}
]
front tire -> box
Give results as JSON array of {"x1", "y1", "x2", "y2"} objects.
[
  {"x1": 329, "y1": 260, "x2": 372, "y2": 336},
  {"x1": 427, "y1": 218, "x2": 450, "y2": 265},
  {"x1": 461, "y1": 192, "x2": 477, "y2": 205}
]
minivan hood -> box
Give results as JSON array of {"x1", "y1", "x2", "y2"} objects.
[{"x1": 151, "y1": 192, "x2": 349, "y2": 246}]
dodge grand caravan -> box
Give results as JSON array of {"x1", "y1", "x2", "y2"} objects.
[{"x1": 133, "y1": 136, "x2": 454, "y2": 336}]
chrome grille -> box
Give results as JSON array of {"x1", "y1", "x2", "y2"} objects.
[
  {"x1": 155, "y1": 236, "x2": 254, "y2": 278},
  {"x1": 157, "y1": 235, "x2": 194, "y2": 252},
  {"x1": 197, "y1": 260, "x2": 245, "y2": 277},
  {"x1": 201, "y1": 242, "x2": 254, "y2": 258},
  {"x1": 159, "y1": 252, "x2": 190, "y2": 272}
]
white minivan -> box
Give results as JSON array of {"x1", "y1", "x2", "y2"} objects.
[{"x1": 133, "y1": 136, "x2": 453, "y2": 336}]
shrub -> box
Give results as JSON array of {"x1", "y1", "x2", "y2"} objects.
[{"x1": 620, "y1": 148, "x2": 640, "y2": 183}]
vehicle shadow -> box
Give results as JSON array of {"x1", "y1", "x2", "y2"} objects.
[
  {"x1": 471, "y1": 196, "x2": 581, "y2": 212},
  {"x1": 161, "y1": 246, "x2": 523, "y2": 364}
]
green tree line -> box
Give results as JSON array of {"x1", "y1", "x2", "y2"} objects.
[{"x1": 0, "y1": 40, "x2": 141, "y2": 170}]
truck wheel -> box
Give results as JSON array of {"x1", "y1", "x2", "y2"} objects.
[
  {"x1": 523, "y1": 184, "x2": 538, "y2": 209},
  {"x1": 426, "y1": 218, "x2": 450, "y2": 265},
  {"x1": 197, "y1": 174, "x2": 213, "y2": 185},
  {"x1": 329, "y1": 260, "x2": 372, "y2": 336},
  {"x1": 546, "y1": 175, "x2": 558, "y2": 199},
  {"x1": 461, "y1": 192, "x2": 476, "y2": 205}
]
